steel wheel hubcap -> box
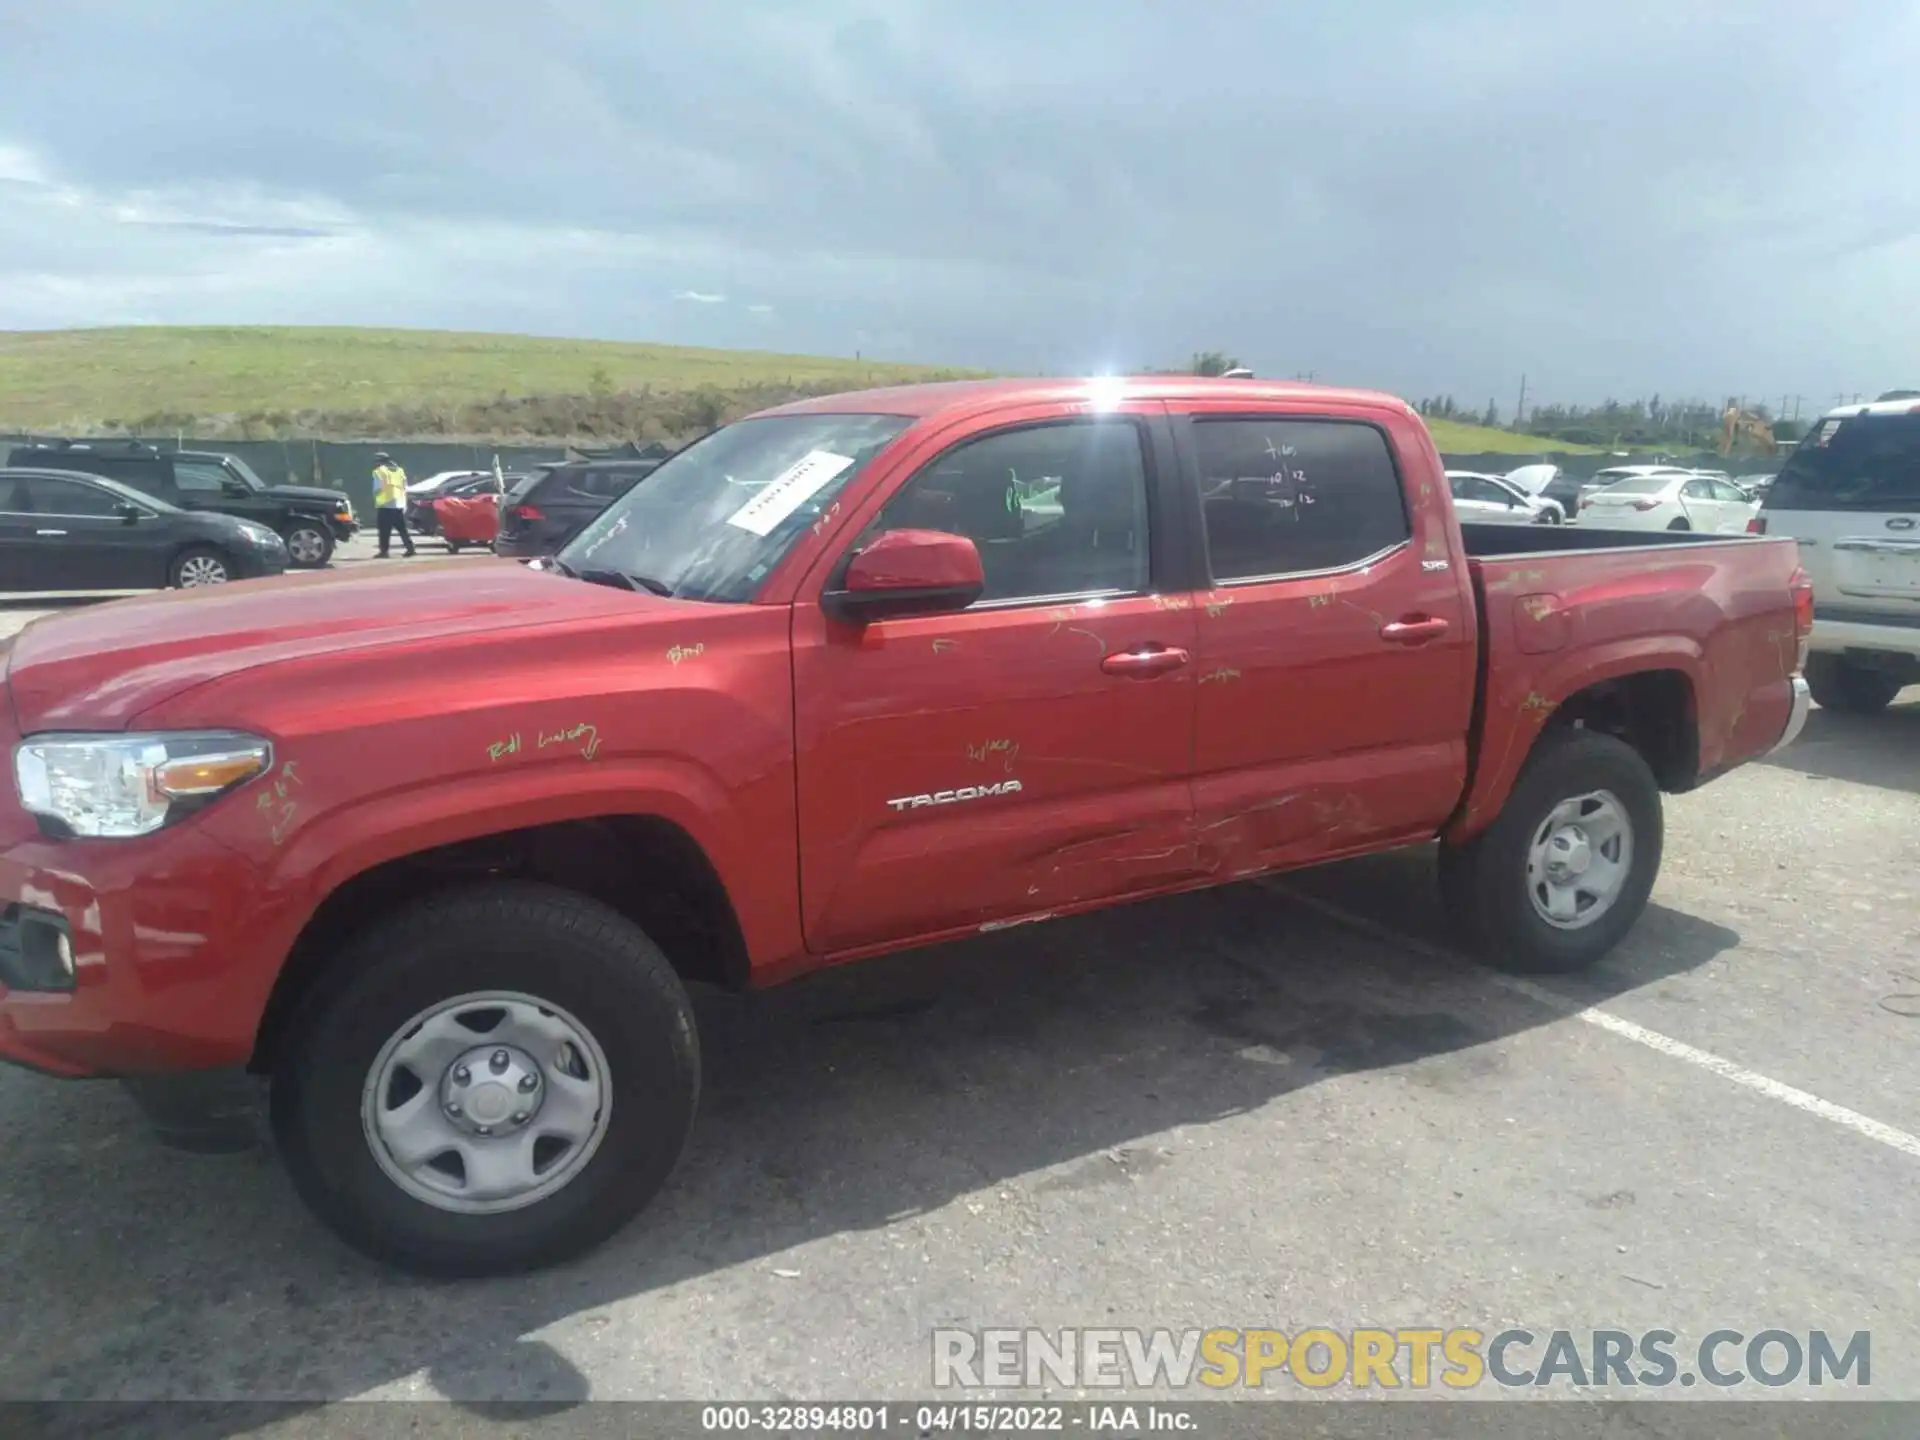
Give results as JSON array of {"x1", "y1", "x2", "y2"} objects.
[
  {"x1": 179, "y1": 556, "x2": 228, "y2": 585},
  {"x1": 1525, "y1": 789, "x2": 1632, "y2": 930},
  {"x1": 361, "y1": 991, "x2": 612, "y2": 1214},
  {"x1": 287, "y1": 529, "x2": 326, "y2": 562}
]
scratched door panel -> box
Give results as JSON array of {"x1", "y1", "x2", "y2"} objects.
[
  {"x1": 1174, "y1": 410, "x2": 1475, "y2": 871},
  {"x1": 791, "y1": 593, "x2": 1202, "y2": 955}
]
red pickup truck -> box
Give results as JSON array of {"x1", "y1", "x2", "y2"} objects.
[{"x1": 0, "y1": 377, "x2": 1812, "y2": 1275}]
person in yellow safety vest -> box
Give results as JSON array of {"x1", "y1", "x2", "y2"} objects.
[{"x1": 371, "y1": 452, "x2": 416, "y2": 558}]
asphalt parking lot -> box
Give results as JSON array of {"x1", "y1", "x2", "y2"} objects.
[{"x1": 1, "y1": 575, "x2": 1917, "y2": 1419}]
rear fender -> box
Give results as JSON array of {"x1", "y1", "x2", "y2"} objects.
[{"x1": 1448, "y1": 637, "x2": 1704, "y2": 842}]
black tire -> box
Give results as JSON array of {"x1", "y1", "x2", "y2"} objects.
[
  {"x1": 1666, "y1": 517, "x2": 1691, "y2": 531},
  {"x1": 270, "y1": 882, "x2": 700, "y2": 1277},
  {"x1": 282, "y1": 522, "x2": 335, "y2": 569},
  {"x1": 1438, "y1": 729, "x2": 1663, "y2": 974},
  {"x1": 445, "y1": 539, "x2": 463, "y2": 554},
  {"x1": 169, "y1": 545, "x2": 235, "y2": 588},
  {"x1": 1805, "y1": 654, "x2": 1904, "y2": 715}
]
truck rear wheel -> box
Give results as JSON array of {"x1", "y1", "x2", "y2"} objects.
[
  {"x1": 1438, "y1": 730, "x2": 1663, "y2": 974},
  {"x1": 1804, "y1": 654, "x2": 1904, "y2": 715},
  {"x1": 269, "y1": 882, "x2": 699, "y2": 1277}
]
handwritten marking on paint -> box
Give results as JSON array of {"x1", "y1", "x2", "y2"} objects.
[
  {"x1": 1199, "y1": 667, "x2": 1243, "y2": 685},
  {"x1": 1520, "y1": 692, "x2": 1553, "y2": 717},
  {"x1": 487, "y1": 733, "x2": 524, "y2": 763},
  {"x1": 1521, "y1": 596, "x2": 1557, "y2": 621},
  {"x1": 255, "y1": 760, "x2": 303, "y2": 846},
  {"x1": 966, "y1": 738, "x2": 1021, "y2": 772},
  {"x1": 667, "y1": 643, "x2": 706, "y2": 665},
  {"x1": 1153, "y1": 594, "x2": 1193, "y2": 612},
  {"x1": 931, "y1": 638, "x2": 958, "y2": 654},
  {"x1": 1205, "y1": 594, "x2": 1235, "y2": 619},
  {"x1": 1307, "y1": 594, "x2": 1334, "y2": 610},
  {"x1": 538, "y1": 722, "x2": 602, "y2": 760}
]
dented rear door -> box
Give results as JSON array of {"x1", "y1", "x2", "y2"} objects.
[{"x1": 1173, "y1": 402, "x2": 1476, "y2": 872}]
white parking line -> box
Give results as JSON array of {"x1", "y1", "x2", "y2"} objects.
[{"x1": 1259, "y1": 879, "x2": 1920, "y2": 1164}]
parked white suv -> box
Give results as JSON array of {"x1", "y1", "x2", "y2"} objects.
[{"x1": 1753, "y1": 398, "x2": 1920, "y2": 713}]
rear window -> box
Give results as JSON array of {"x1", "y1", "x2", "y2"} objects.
[
  {"x1": 507, "y1": 469, "x2": 556, "y2": 501},
  {"x1": 1593, "y1": 476, "x2": 1672, "y2": 495},
  {"x1": 1766, "y1": 413, "x2": 1920, "y2": 512}
]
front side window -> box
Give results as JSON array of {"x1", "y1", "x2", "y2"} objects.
[
  {"x1": 22, "y1": 476, "x2": 123, "y2": 517},
  {"x1": 559, "y1": 412, "x2": 914, "y2": 602},
  {"x1": 172, "y1": 462, "x2": 231, "y2": 493},
  {"x1": 856, "y1": 420, "x2": 1151, "y2": 606},
  {"x1": 1194, "y1": 419, "x2": 1410, "y2": 581}
]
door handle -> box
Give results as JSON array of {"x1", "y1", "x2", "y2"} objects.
[
  {"x1": 1380, "y1": 616, "x2": 1449, "y2": 645},
  {"x1": 35, "y1": 529, "x2": 67, "y2": 537},
  {"x1": 1101, "y1": 646, "x2": 1190, "y2": 678}
]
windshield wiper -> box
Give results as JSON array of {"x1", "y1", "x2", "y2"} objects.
[{"x1": 576, "y1": 566, "x2": 674, "y2": 597}]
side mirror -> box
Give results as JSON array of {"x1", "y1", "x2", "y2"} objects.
[
  {"x1": 823, "y1": 528, "x2": 985, "y2": 623},
  {"x1": 223, "y1": 480, "x2": 250, "y2": 497},
  {"x1": 115, "y1": 502, "x2": 142, "y2": 525}
]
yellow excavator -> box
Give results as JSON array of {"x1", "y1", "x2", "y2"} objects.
[{"x1": 1720, "y1": 402, "x2": 1776, "y2": 458}]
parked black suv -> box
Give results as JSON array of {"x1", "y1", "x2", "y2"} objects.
[
  {"x1": 3, "y1": 441, "x2": 358, "y2": 567},
  {"x1": 494, "y1": 459, "x2": 659, "y2": 558}
]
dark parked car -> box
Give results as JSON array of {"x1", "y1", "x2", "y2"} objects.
[
  {"x1": 493, "y1": 459, "x2": 659, "y2": 558},
  {"x1": 0, "y1": 468, "x2": 290, "y2": 591},
  {"x1": 4, "y1": 441, "x2": 357, "y2": 568},
  {"x1": 406, "y1": 470, "x2": 502, "y2": 541}
]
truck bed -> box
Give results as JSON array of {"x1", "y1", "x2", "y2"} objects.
[
  {"x1": 1447, "y1": 522, "x2": 1805, "y2": 841},
  {"x1": 1458, "y1": 521, "x2": 1757, "y2": 558}
]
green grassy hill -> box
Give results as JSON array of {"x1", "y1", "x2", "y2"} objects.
[
  {"x1": 0, "y1": 326, "x2": 972, "y2": 433},
  {"x1": 0, "y1": 325, "x2": 1597, "y2": 454}
]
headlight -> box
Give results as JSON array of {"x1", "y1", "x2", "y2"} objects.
[
  {"x1": 14, "y1": 732, "x2": 272, "y2": 838},
  {"x1": 243, "y1": 522, "x2": 281, "y2": 546}
]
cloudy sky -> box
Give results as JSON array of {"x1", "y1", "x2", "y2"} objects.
[{"x1": 1, "y1": 0, "x2": 1915, "y2": 409}]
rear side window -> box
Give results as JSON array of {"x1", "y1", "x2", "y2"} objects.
[
  {"x1": 1767, "y1": 414, "x2": 1920, "y2": 512},
  {"x1": 1193, "y1": 419, "x2": 1410, "y2": 581}
]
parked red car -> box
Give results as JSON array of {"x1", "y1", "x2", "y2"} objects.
[
  {"x1": 0, "y1": 377, "x2": 1812, "y2": 1277},
  {"x1": 431, "y1": 492, "x2": 501, "y2": 552}
]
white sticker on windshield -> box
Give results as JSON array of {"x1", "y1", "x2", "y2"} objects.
[{"x1": 724, "y1": 450, "x2": 856, "y2": 537}]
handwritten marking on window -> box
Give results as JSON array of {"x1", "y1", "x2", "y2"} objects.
[
  {"x1": 1199, "y1": 667, "x2": 1243, "y2": 685},
  {"x1": 666, "y1": 643, "x2": 706, "y2": 665},
  {"x1": 487, "y1": 733, "x2": 523, "y2": 762},
  {"x1": 538, "y1": 722, "x2": 602, "y2": 760},
  {"x1": 255, "y1": 760, "x2": 303, "y2": 846},
  {"x1": 966, "y1": 738, "x2": 1021, "y2": 772}
]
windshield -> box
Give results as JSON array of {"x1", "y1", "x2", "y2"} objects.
[
  {"x1": 556, "y1": 412, "x2": 914, "y2": 602},
  {"x1": 220, "y1": 455, "x2": 268, "y2": 490}
]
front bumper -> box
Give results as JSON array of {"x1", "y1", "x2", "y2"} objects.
[
  {"x1": 0, "y1": 793, "x2": 276, "y2": 1078},
  {"x1": 1770, "y1": 675, "x2": 1812, "y2": 754}
]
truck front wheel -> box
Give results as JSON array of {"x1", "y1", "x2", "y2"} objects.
[
  {"x1": 1439, "y1": 730, "x2": 1663, "y2": 974},
  {"x1": 269, "y1": 882, "x2": 699, "y2": 1277}
]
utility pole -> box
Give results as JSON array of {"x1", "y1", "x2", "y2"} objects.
[{"x1": 1515, "y1": 373, "x2": 1528, "y2": 430}]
